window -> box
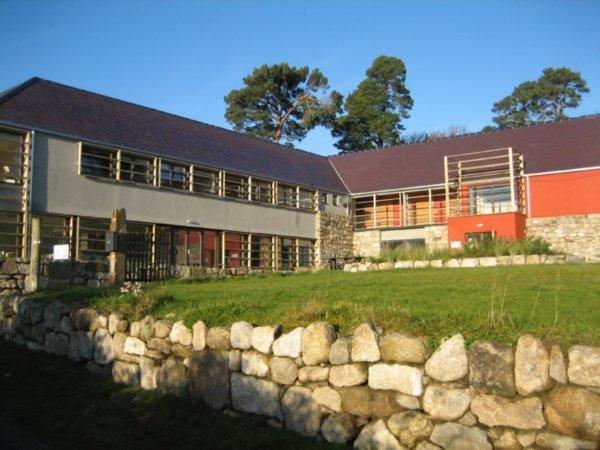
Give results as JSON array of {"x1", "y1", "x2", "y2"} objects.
[
  {"x1": 77, "y1": 218, "x2": 109, "y2": 261},
  {"x1": 0, "y1": 211, "x2": 22, "y2": 257},
  {"x1": 298, "y1": 240, "x2": 314, "y2": 267},
  {"x1": 173, "y1": 228, "x2": 202, "y2": 266},
  {"x1": 224, "y1": 173, "x2": 249, "y2": 199},
  {"x1": 160, "y1": 160, "x2": 190, "y2": 190},
  {"x1": 320, "y1": 192, "x2": 328, "y2": 205},
  {"x1": 469, "y1": 184, "x2": 512, "y2": 215},
  {"x1": 81, "y1": 145, "x2": 117, "y2": 178},
  {"x1": 202, "y1": 230, "x2": 221, "y2": 267},
  {"x1": 277, "y1": 237, "x2": 297, "y2": 270},
  {"x1": 299, "y1": 189, "x2": 316, "y2": 210},
  {"x1": 38, "y1": 215, "x2": 71, "y2": 239},
  {"x1": 250, "y1": 235, "x2": 273, "y2": 269},
  {"x1": 332, "y1": 194, "x2": 340, "y2": 206},
  {"x1": 277, "y1": 184, "x2": 297, "y2": 207},
  {"x1": 466, "y1": 231, "x2": 494, "y2": 245},
  {"x1": 225, "y1": 232, "x2": 249, "y2": 268},
  {"x1": 193, "y1": 166, "x2": 220, "y2": 195},
  {"x1": 120, "y1": 153, "x2": 155, "y2": 184},
  {"x1": 251, "y1": 178, "x2": 273, "y2": 203},
  {"x1": 382, "y1": 239, "x2": 425, "y2": 250},
  {"x1": 0, "y1": 132, "x2": 24, "y2": 185}
]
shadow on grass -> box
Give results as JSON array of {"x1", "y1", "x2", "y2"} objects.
[{"x1": 0, "y1": 340, "x2": 340, "y2": 450}]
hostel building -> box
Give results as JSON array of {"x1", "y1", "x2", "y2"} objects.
[{"x1": 0, "y1": 78, "x2": 598, "y2": 275}]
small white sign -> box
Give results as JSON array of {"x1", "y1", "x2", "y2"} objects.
[
  {"x1": 450, "y1": 241, "x2": 463, "y2": 249},
  {"x1": 53, "y1": 244, "x2": 70, "y2": 261}
]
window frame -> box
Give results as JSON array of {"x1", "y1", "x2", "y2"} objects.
[
  {"x1": 80, "y1": 144, "x2": 118, "y2": 179},
  {"x1": 0, "y1": 131, "x2": 25, "y2": 185}
]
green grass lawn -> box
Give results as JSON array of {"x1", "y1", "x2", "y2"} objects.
[
  {"x1": 0, "y1": 340, "x2": 339, "y2": 450},
  {"x1": 29, "y1": 264, "x2": 600, "y2": 346}
]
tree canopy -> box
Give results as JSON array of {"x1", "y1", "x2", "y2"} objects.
[
  {"x1": 332, "y1": 56, "x2": 414, "y2": 153},
  {"x1": 490, "y1": 67, "x2": 589, "y2": 130},
  {"x1": 224, "y1": 63, "x2": 342, "y2": 145}
]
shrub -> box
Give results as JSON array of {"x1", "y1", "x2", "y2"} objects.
[{"x1": 375, "y1": 237, "x2": 554, "y2": 262}]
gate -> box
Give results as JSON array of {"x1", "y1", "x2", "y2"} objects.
[
  {"x1": 125, "y1": 229, "x2": 176, "y2": 282},
  {"x1": 38, "y1": 236, "x2": 75, "y2": 289}
]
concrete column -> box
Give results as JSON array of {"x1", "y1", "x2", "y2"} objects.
[{"x1": 28, "y1": 217, "x2": 41, "y2": 292}]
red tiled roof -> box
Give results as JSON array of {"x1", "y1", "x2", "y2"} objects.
[
  {"x1": 330, "y1": 115, "x2": 600, "y2": 193},
  {"x1": 0, "y1": 78, "x2": 348, "y2": 192}
]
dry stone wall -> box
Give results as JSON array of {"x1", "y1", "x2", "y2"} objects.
[
  {"x1": 527, "y1": 214, "x2": 600, "y2": 262},
  {"x1": 1, "y1": 298, "x2": 599, "y2": 450}
]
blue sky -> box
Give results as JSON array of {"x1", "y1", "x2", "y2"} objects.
[{"x1": 1, "y1": 0, "x2": 598, "y2": 156}]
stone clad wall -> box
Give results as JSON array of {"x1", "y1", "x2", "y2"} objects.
[
  {"x1": 2, "y1": 299, "x2": 599, "y2": 449},
  {"x1": 314, "y1": 211, "x2": 354, "y2": 267},
  {"x1": 353, "y1": 230, "x2": 381, "y2": 258},
  {"x1": 0, "y1": 258, "x2": 30, "y2": 296},
  {"x1": 527, "y1": 214, "x2": 600, "y2": 262}
]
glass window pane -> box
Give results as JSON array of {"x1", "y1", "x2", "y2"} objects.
[
  {"x1": 81, "y1": 146, "x2": 117, "y2": 178},
  {"x1": 0, "y1": 132, "x2": 24, "y2": 185},
  {"x1": 121, "y1": 153, "x2": 155, "y2": 184}
]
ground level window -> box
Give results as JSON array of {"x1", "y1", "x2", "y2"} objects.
[
  {"x1": 250, "y1": 235, "x2": 273, "y2": 269},
  {"x1": 202, "y1": 230, "x2": 221, "y2": 267},
  {"x1": 0, "y1": 131, "x2": 24, "y2": 185},
  {"x1": 465, "y1": 231, "x2": 494, "y2": 245},
  {"x1": 332, "y1": 194, "x2": 339, "y2": 206},
  {"x1": 277, "y1": 237, "x2": 297, "y2": 270},
  {"x1": 80, "y1": 145, "x2": 117, "y2": 179},
  {"x1": 382, "y1": 239, "x2": 425, "y2": 250},
  {"x1": 320, "y1": 192, "x2": 328, "y2": 205},
  {"x1": 225, "y1": 232, "x2": 249, "y2": 268},
  {"x1": 77, "y1": 218, "x2": 109, "y2": 261},
  {"x1": 298, "y1": 239, "x2": 314, "y2": 267},
  {"x1": 0, "y1": 211, "x2": 22, "y2": 257}
]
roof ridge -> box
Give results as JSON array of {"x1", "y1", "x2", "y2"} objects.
[
  {"x1": 31, "y1": 77, "x2": 330, "y2": 161},
  {"x1": 329, "y1": 113, "x2": 600, "y2": 160}
]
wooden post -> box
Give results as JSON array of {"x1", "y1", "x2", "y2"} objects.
[
  {"x1": 108, "y1": 208, "x2": 126, "y2": 286},
  {"x1": 28, "y1": 217, "x2": 41, "y2": 292}
]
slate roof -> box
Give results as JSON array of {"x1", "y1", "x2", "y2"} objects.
[
  {"x1": 1, "y1": 78, "x2": 598, "y2": 196},
  {"x1": 330, "y1": 115, "x2": 600, "y2": 193},
  {"x1": 0, "y1": 78, "x2": 348, "y2": 192}
]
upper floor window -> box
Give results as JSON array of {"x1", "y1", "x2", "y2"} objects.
[
  {"x1": 224, "y1": 173, "x2": 249, "y2": 200},
  {"x1": 299, "y1": 188, "x2": 316, "y2": 210},
  {"x1": 120, "y1": 153, "x2": 155, "y2": 184},
  {"x1": 81, "y1": 145, "x2": 117, "y2": 179},
  {"x1": 277, "y1": 184, "x2": 297, "y2": 207},
  {"x1": 160, "y1": 160, "x2": 190, "y2": 190},
  {"x1": 469, "y1": 184, "x2": 512, "y2": 215},
  {"x1": 193, "y1": 166, "x2": 220, "y2": 195},
  {"x1": 251, "y1": 178, "x2": 273, "y2": 203},
  {"x1": 0, "y1": 132, "x2": 24, "y2": 185}
]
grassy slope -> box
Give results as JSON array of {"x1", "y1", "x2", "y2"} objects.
[
  {"x1": 29, "y1": 264, "x2": 600, "y2": 346},
  {"x1": 0, "y1": 340, "x2": 339, "y2": 450}
]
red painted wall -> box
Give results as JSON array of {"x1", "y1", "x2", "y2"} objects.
[
  {"x1": 447, "y1": 212, "x2": 527, "y2": 245},
  {"x1": 528, "y1": 169, "x2": 600, "y2": 218}
]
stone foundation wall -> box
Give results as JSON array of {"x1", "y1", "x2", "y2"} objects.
[
  {"x1": 0, "y1": 258, "x2": 30, "y2": 296},
  {"x1": 353, "y1": 230, "x2": 382, "y2": 258},
  {"x1": 424, "y1": 225, "x2": 448, "y2": 251},
  {"x1": 527, "y1": 214, "x2": 600, "y2": 262},
  {"x1": 2, "y1": 298, "x2": 598, "y2": 450},
  {"x1": 314, "y1": 211, "x2": 354, "y2": 267}
]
